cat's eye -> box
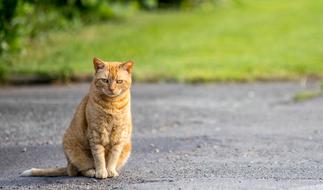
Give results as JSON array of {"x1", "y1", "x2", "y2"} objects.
[
  {"x1": 116, "y1": 80, "x2": 123, "y2": 84},
  {"x1": 100, "y1": 78, "x2": 109, "y2": 83}
]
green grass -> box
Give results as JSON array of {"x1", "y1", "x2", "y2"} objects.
[
  {"x1": 293, "y1": 80, "x2": 323, "y2": 102},
  {"x1": 293, "y1": 90, "x2": 323, "y2": 102},
  {"x1": 6, "y1": 0, "x2": 323, "y2": 83}
]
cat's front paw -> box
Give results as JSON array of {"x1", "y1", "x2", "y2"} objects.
[
  {"x1": 107, "y1": 169, "x2": 119, "y2": 178},
  {"x1": 95, "y1": 168, "x2": 108, "y2": 179}
]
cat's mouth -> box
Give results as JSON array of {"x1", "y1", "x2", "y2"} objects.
[{"x1": 102, "y1": 89, "x2": 122, "y2": 97}]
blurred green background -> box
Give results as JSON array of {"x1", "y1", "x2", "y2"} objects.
[{"x1": 1, "y1": 0, "x2": 323, "y2": 84}]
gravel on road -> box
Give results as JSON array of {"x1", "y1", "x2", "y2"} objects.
[{"x1": 0, "y1": 82, "x2": 323, "y2": 190}]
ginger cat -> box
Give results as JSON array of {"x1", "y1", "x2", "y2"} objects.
[{"x1": 21, "y1": 57, "x2": 134, "y2": 179}]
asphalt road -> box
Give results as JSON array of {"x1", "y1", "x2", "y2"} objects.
[{"x1": 0, "y1": 82, "x2": 323, "y2": 190}]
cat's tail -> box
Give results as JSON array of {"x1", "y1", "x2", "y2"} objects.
[{"x1": 20, "y1": 167, "x2": 67, "y2": 177}]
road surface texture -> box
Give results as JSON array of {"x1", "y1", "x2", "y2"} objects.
[{"x1": 0, "y1": 82, "x2": 323, "y2": 190}]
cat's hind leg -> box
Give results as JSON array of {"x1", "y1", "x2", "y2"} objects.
[
  {"x1": 64, "y1": 143, "x2": 95, "y2": 177},
  {"x1": 116, "y1": 142, "x2": 132, "y2": 171},
  {"x1": 67, "y1": 162, "x2": 78, "y2": 176},
  {"x1": 81, "y1": 169, "x2": 96, "y2": 177},
  {"x1": 67, "y1": 156, "x2": 95, "y2": 177}
]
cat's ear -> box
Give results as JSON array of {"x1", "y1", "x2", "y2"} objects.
[
  {"x1": 120, "y1": 61, "x2": 134, "y2": 73},
  {"x1": 93, "y1": 57, "x2": 105, "y2": 73}
]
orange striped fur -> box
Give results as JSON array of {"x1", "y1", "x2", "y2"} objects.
[{"x1": 21, "y1": 58, "x2": 134, "y2": 179}]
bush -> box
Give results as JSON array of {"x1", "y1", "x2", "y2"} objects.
[
  {"x1": 0, "y1": 0, "x2": 123, "y2": 55},
  {"x1": 0, "y1": 0, "x2": 21, "y2": 53},
  {"x1": 138, "y1": 0, "x2": 220, "y2": 10}
]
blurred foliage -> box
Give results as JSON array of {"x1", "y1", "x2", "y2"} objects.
[
  {"x1": 0, "y1": 0, "x2": 118, "y2": 81},
  {"x1": 0, "y1": 0, "x2": 216, "y2": 81},
  {"x1": 138, "y1": 0, "x2": 219, "y2": 10},
  {"x1": 0, "y1": 0, "x2": 121, "y2": 55},
  {"x1": 293, "y1": 90, "x2": 323, "y2": 102},
  {"x1": 0, "y1": 0, "x2": 215, "y2": 54},
  {"x1": 6, "y1": 0, "x2": 322, "y2": 84},
  {"x1": 0, "y1": 0, "x2": 19, "y2": 54},
  {"x1": 293, "y1": 80, "x2": 323, "y2": 102}
]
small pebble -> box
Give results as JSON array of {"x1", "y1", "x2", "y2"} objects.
[
  {"x1": 46, "y1": 140, "x2": 53, "y2": 145},
  {"x1": 155, "y1": 148, "x2": 160, "y2": 153},
  {"x1": 21, "y1": 148, "x2": 27, "y2": 152}
]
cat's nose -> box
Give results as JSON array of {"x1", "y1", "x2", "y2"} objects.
[{"x1": 109, "y1": 84, "x2": 116, "y2": 91}]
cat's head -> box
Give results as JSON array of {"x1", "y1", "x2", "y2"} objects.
[{"x1": 92, "y1": 57, "x2": 134, "y2": 98}]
